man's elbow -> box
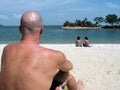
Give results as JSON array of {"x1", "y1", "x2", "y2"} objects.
[
  {"x1": 69, "y1": 61, "x2": 73, "y2": 70},
  {"x1": 66, "y1": 60, "x2": 73, "y2": 71}
]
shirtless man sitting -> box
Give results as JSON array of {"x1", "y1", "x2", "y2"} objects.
[{"x1": 0, "y1": 10, "x2": 83, "y2": 90}]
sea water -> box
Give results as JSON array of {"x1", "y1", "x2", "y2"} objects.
[{"x1": 0, "y1": 25, "x2": 120, "y2": 44}]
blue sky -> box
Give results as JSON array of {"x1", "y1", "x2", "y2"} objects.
[{"x1": 0, "y1": 0, "x2": 120, "y2": 26}]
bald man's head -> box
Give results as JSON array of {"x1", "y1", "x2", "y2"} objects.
[{"x1": 20, "y1": 10, "x2": 43, "y2": 34}]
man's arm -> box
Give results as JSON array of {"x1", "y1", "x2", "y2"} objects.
[
  {"x1": 58, "y1": 52, "x2": 73, "y2": 72},
  {"x1": 51, "y1": 51, "x2": 74, "y2": 89}
]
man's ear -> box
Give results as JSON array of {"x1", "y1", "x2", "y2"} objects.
[
  {"x1": 40, "y1": 26, "x2": 43, "y2": 34},
  {"x1": 19, "y1": 26, "x2": 23, "y2": 34}
]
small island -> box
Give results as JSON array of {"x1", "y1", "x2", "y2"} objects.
[{"x1": 62, "y1": 14, "x2": 120, "y2": 30}]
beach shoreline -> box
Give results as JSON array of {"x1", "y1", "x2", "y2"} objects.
[
  {"x1": 62, "y1": 26, "x2": 120, "y2": 30},
  {"x1": 62, "y1": 26, "x2": 101, "y2": 30},
  {"x1": 0, "y1": 44, "x2": 120, "y2": 90}
]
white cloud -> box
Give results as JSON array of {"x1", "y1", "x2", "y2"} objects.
[
  {"x1": 37, "y1": 0, "x2": 76, "y2": 10},
  {"x1": 0, "y1": 15, "x2": 8, "y2": 20},
  {"x1": 13, "y1": 13, "x2": 22, "y2": 19},
  {"x1": 0, "y1": 0, "x2": 77, "y2": 12},
  {"x1": 105, "y1": 2, "x2": 120, "y2": 10},
  {"x1": 71, "y1": 7, "x2": 97, "y2": 12}
]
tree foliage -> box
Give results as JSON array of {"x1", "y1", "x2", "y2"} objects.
[
  {"x1": 105, "y1": 14, "x2": 118, "y2": 26},
  {"x1": 94, "y1": 17, "x2": 104, "y2": 26},
  {"x1": 63, "y1": 14, "x2": 120, "y2": 29},
  {"x1": 63, "y1": 18, "x2": 95, "y2": 27},
  {"x1": 63, "y1": 21, "x2": 71, "y2": 27}
]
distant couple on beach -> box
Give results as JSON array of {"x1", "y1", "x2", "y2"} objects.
[
  {"x1": 0, "y1": 10, "x2": 83, "y2": 90},
  {"x1": 76, "y1": 36, "x2": 90, "y2": 47}
]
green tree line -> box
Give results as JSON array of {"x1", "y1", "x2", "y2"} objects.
[{"x1": 63, "y1": 14, "x2": 120, "y2": 29}]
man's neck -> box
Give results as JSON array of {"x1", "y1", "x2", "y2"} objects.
[{"x1": 21, "y1": 35, "x2": 40, "y2": 45}]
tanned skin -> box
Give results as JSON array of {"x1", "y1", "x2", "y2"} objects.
[{"x1": 0, "y1": 11, "x2": 83, "y2": 90}]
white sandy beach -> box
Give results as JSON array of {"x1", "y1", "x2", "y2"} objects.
[{"x1": 0, "y1": 44, "x2": 120, "y2": 90}]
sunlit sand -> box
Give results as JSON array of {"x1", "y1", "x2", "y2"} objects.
[{"x1": 0, "y1": 44, "x2": 120, "y2": 90}]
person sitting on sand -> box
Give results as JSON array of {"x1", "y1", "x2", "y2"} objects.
[
  {"x1": 83, "y1": 36, "x2": 89, "y2": 47},
  {"x1": 51, "y1": 71, "x2": 84, "y2": 90},
  {"x1": 0, "y1": 10, "x2": 83, "y2": 90},
  {"x1": 75, "y1": 36, "x2": 83, "y2": 47}
]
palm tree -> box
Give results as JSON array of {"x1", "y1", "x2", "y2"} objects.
[
  {"x1": 94, "y1": 17, "x2": 104, "y2": 26},
  {"x1": 74, "y1": 19, "x2": 82, "y2": 26},
  {"x1": 82, "y1": 18, "x2": 88, "y2": 26},
  {"x1": 105, "y1": 14, "x2": 118, "y2": 26},
  {"x1": 63, "y1": 21, "x2": 71, "y2": 27}
]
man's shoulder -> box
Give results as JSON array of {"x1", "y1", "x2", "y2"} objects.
[
  {"x1": 44, "y1": 46, "x2": 63, "y2": 54},
  {"x1": 40, "y1": 46, "x2": 65, "y2": 58},
  {"x1": 3, "y1": 44, "x2": 15, "y2": 50}
]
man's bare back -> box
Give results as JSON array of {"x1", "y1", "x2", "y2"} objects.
[
  {"x1": 0, "y1": 42, "x2": 72, "y2": 90},
  {"x1": 0, "y1": 11, "x2": 83, "y2": 90}
]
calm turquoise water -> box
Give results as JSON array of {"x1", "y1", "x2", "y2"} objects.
[{"x1": 0, "y1": 25, "x2": 120, "y2": 44}]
